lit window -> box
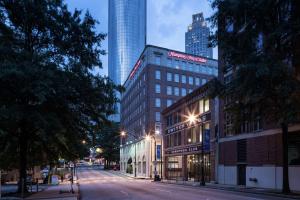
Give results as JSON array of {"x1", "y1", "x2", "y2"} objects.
[
  {"x1": 155, "y1": 84, "x2": 161, "y2": 93},
  {"x1": 167, "y1": 86, "x2": 172, "y2": 95},
  {"x1": 167, "y1": 72, "x2": 172, "y2": 81},
  {"x1": 155, "y1": 70, "x2": 161, "y2": 80},
  {"x1": 174, "y1": 87, "x2": 179, "y2": 96},
  {"x1": 167, "y1": 99, "x2": 173, "y2": 107},
  {"x1": 189, "y1": 76, "x2": 194, "y2": 85},
  {"x1": 174, "y1": 74, "x2": 179, "y2": 82},
  {"x1": 204, "y1": 99, "x2": 209, "y2": 112},
  {"x1": 182, "y1": 75, "x2": 186, "y2": 83},
  {"x1": 181, "y1": 88, "x2": 186, "y2": 96},
  {"x1": 155, "y1": 98, "x2": 161, "y2": 107},
  {"x1": 155, "y1": 112, "x2": 160, "y2": 122}
]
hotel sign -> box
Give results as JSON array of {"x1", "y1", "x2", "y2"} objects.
[
  {"x1": 165, "y1": 145, "x2": 202, "y2": 155},
  {"x1": 168, "y1": 51, "x2": 207, "y2": 63},
  {"x1": 129, "y1": 59, "x2": 142, "y2": 79}
]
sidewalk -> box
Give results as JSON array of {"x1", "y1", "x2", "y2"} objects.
[
  {"x1": 159, "y1": 179, "x2": 300, "y2": 199},
  {"x1": 25, "y1": 181, "x2": 79, "y2": 200}
]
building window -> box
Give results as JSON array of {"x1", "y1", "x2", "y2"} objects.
[
  {"x1": 195, "y1": 77, "x2": 200, "y2": 86},
  {"x1": 199, "y1": 98, "x2": 210, "y2": 114},
  {"x1": 155, "y1": 112, "x2": 160, "y2": 122},
  {"x1": 155, "y1": 56, "x2": 161, "y2": 65},
  {"x1": 155, "y1": 98, "x2": 161, "y2": 107},
  {"x1": 155, "y1": 70, "x2": 161, "y2": 80},
  {"x1": 167, "y1": 58, "x2": 172, "y2": 67},
  {"x1": 189, "y1": 76, "x2": 193, "y2": 85},
  {"x1": 174, "y1": 74, "x2": 179, "y2": 82},
  {"x1": 202, "y1": 78, "x2": 207, "y2": 85},
  {"x1": 167, "y1": 99, "x2": 173, "y2": 107},
  {"x1": 174, "y1": 87, "x2": 179, "y2": 96},
  {"x1": 167, "y1": 72, "x2": 172, "y2": 81},
  {"x1": 182, "y1": 75, "x2": 186, "y2": 83},
  {"x1": 167, "y1": 86, "x2": 172, "y2": 95},
  {"x1": 155, "y1": 84, "x2": 161, "y2": 93},
  {"x1": 181, "y1": 88, "x2": 186, "y2": 96},
  {"x1": 189, "y1": 89, "x2": 193, "y2": 94}
]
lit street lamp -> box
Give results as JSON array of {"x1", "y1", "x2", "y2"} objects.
[
  {"x1": 120, "y1": 131, "x2": 137, "y2": 178},
  {"x1": 187, "y1": 113, "x2": 205, "y2": 186}
]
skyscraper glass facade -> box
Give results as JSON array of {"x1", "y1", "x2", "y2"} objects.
[
  {"x1": 185, "y1": 13, "x2": 213, "y2": 58},
  {"x1": 108, "y1": 0, "x2": 147, "y2": 85}
]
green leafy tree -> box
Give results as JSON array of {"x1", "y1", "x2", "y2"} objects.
[
  {"x1": 96, "y1": 122, "x2": 120, "y2": 169},
  {"x1": 210, "y1": 0, "x2": 300, "y2": 193},
  {"x1": 0, "y1": 0, "x2": 120, "y2": 193}
]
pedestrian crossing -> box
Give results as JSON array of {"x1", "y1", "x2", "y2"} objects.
[{"x1": 77, "y1": 169, "x2": 138, "y2": 185}]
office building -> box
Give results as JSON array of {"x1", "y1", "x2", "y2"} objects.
[
  {"x1": 108, "y1": 0, "x2": 147, "y2": 121},
  {"x1": 185, "y1": 13, "x2": 213, "y2": 58}
]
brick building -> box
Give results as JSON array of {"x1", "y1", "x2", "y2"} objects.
[
  {"x1": 120, "y1": 45, "x2": 218, "y2": 178},
  {"x1": 162, "y1": 83, "x2": 217, "y2": 182}
]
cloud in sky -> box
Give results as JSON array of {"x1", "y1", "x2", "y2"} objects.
[{"x1": 66, "y1": 0, "x2": 217, "y2": 76}]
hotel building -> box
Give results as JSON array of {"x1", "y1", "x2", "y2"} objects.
[{"x1": 120, "y1": 45, "x2": 218, "y2": 178}]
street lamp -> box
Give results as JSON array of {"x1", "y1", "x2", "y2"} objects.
[
  {"x1": 146, "y1": 134, "x2": 161, "y2": 181},
  {"x1": 120, "y1": 131, "x2": 137, "y2": 178},
  {"x1": 82, "y1": 140, "x2": 86, "y2": 145},
  {"x1": 187, "y1": 113, "x2": 205, "y2": 186}
]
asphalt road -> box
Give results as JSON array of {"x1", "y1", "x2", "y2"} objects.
[{"x1": 77, "y1": 168, "x2": 293, "y2": 200}]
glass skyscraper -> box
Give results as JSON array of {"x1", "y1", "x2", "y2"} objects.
[
  {"x1": 185, "y1": 13, "x2": 213, "y2": 58},
  {"x1": 108, "y1": 0, "x2": 147, "y2": 121},
  {"x1": 108, "y1": 0, "x2": 147, "y2": 85}
]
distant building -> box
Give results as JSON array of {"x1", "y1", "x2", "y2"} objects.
[
  {"x1": 108, "y1": 0, "x2": 147, "y2": 121},
  {"x1": 120, "y1": 45, "x2": 218, "y2": 179},
  {"x1": 185, "y1": 13, "x2": 213, "y2": 58}
]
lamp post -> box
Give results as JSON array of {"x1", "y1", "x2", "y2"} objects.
[
  {"x1": 200, "y1": 123, "x2": 205, "y2": 186},
  {"x1": 146, "y1": 134, "x2": 160, "y2": 181},
  {"x1": 121, "y1": 131, "x2": 137, "y2": 178},
  {"x1": 188, "y1": 113, "x2": 205, "y2": 186}
]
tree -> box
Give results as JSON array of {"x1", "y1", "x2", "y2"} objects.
[
  {"x1": 96, "y1": 122, "x2": 120, "y2": 169},
  {"x1": 209, "y1": 0, "x2": 300, "y2": 193},
  {"x1": 0, "y1": 0, "x2": 120, "y2": 193}
]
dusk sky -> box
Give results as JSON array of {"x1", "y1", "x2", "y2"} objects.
[{"x1": 66, "y1": 0, "x2": 217, "y2": 76}]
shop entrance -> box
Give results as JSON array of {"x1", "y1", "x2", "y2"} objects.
[{"x1": 187, "y1": 154, "x2": 210, "y2": 182}]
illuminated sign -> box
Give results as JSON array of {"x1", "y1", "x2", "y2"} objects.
[
  {"x1": 129, "y1": 59, "x2": 142, "y2": 79},
  {"x1": 168, "y1": 51, "x2": 207, "y2": 63}
]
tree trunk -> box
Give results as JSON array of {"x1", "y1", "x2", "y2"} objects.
[
  {"x1": 281, "y1": 122, "x2": 290, "y2": 194},
  {"x1": 18, "y1": 131, "x2": 28, "y2": 193}
]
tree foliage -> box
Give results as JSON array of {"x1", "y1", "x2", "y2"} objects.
[
  {"x1": 209, "y1": 0, "x2": 300, "y2": 193},
  {"x1": 0, "y1": 0, "x2": 120, "y2": 192}
]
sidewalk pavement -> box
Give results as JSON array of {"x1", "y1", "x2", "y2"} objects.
[
  {"x1": 109, "y1": 170, "x2": 150, "y2": 180},
  {"x1": 160, "y1": 179, "x2": 300, "y2": 199},
  {"x1": 25, "y1": 180, "x2": 79, "y2": 200}
]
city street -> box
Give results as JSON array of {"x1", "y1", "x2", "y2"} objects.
[{"x1": 77, "y1": 168, "x2": 293, "y2": 200}]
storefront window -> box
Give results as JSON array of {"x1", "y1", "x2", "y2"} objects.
[
  {"x1": 167, "y1": 156, "x2": 183, "y2": 180},
  {"x1": 187, "y1": 154, "x2": 211, "y2": 182}
]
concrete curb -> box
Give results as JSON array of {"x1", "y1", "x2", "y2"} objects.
[{"x1": 158, "y1": 181, "x2": 300, "y2": 199}]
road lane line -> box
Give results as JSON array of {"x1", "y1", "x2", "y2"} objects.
[{"x1": 120, "y1": 190, "x2": 129, "y2": 197}]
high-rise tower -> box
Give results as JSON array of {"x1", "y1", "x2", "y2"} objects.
[
  {"x1": 108, "y1": 0, "x2": 147, "y2": 86},
  {"x1": 185, "y1": 13, "x2": 213, "y2": 58},
  {"x1": 108, "y1": 0, "x2": 147, "y2": 121}
]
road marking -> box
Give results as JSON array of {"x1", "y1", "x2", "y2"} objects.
[
  {"x1": 155, "y1": 188, "x2": 172, "y2": 194},
  {"x1": 120, "y1": 190, "x2": 129, "y2": 196}
]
